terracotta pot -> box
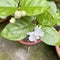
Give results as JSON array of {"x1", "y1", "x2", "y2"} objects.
[
  {"x1": 55, "y1": 46, "x2": 60, "y2": 57},
  {"x1": 55, "y1": 31, "x2": 60, "y2": 57},
  {"x1": 18, "y1": 39, "x2": 41, "y2": 45}
]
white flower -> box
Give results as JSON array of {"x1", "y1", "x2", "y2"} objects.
[
  {"x1": 27, "y1": 26, "x2": 44, "y2": 42},
  {"x1": 21, "y1": 11, "x2": 27, "y2": 17},
  {"x1": 34, "y1": 26, "x2": 44, "y2": 37},
  {"x1": 14, "y1": 10, "x2": 22, "y2": 19},
  {"x1": 10, "y1": 18, "x2": 16, "y2": 23},
  {"x1": 28, "y1": 32, "x2": 39, "y2": 42},
  {"x1": 27, "y1": 32, "x2": 34, "y2": 36}
]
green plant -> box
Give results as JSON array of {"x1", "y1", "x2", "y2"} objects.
[{"x1": 0, "y1": 0, "x2": 60, "y2": 46}]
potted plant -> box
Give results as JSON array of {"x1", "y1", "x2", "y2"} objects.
[{"x1": 0, "y1": 0, "x2": 60, "y2": 46}]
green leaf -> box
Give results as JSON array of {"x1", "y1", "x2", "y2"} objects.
[
  {"x1": 36, "y1": 2, "x2": 58, "y2": 27},
  {"x1": 36, "y1": 11, "x2": 56, "y2": 27},
  {"x1": 20, "y1": 0, "x2": 49, "y2": 16},
  {"x1": 41, "y1": 27, "x2": 60, "y2": 46},
  {"x1": 48, "y1": 2, "x2": 57, "y2": 18},
  {"x1": 0, "y1": 0, "x2": 18, "y2": 18},
  {"x1": 1, "y1": 16, "x2": 34, "y2": 41}
]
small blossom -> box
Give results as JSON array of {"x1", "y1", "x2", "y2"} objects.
[
  {"x1": 34, "y1": 26, "x2": 44, "y2": 37},
  {"x1": 27, "y1": 32, "x2": 34, "y2": 36},
  {"x1": 21, "y1": 11, "x2": 27, "y2": 17},
  {"x1": 27, "y1": 26, "x2": 44, "y2": 42},
  {"x1": 29, "y1": 35, "x2": 37, "y2": 42},
  {"x1": 10, "y1": 18, "x2": 16, "y2": 23},
  {"x1": 14, "y1": 10, "x2": 22, "y2": 19}
]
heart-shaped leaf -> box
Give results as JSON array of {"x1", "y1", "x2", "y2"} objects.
[
  {"x1": 36, "y1": 11, "x2": 56, "y2": 27},
  {"x1": 36, "y1": 2, "x2": 58, "y2": 27},
  {"x1": 20, "y1": 0, "x2": 49, "y2": 16},
  {"x1": 1, "y1": 16, "x2": 34, "y2": 41},
  {"x1": 41, "y1": 27, "x2": 60, "y2": 46},
  {"x1": 48, "y1": 2, "x2": 57, "y2": 18}
]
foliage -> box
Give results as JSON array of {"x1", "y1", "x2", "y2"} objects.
[{"x1": 0, "y1": 0, "x2": 60, "y2": 46}]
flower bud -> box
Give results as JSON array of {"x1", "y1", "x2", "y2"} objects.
[
  {"x1": 10, "y1": 18, "x2": 16, "y2": 23},
  {"x1": 21, "y1": 11, "x2": 27, "y2": 16},
  {"x1": 14, "y1": 10, "x2": 21, "y2": 19}
]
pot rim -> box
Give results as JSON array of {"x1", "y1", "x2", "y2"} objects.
[
  {"x1": 55, "y1": 46, "x2": 60, "y2": 57},
  {"x1": 18, "y1": 39, "x2": 42, "y2": 45}
]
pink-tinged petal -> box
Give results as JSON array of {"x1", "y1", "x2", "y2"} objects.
[
  {"x1": 28, "y1": 35, "x2": 37, "y2": 42},
  {"x1": 34, "y1": 26, "x2": 44, "y2": 37}
]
